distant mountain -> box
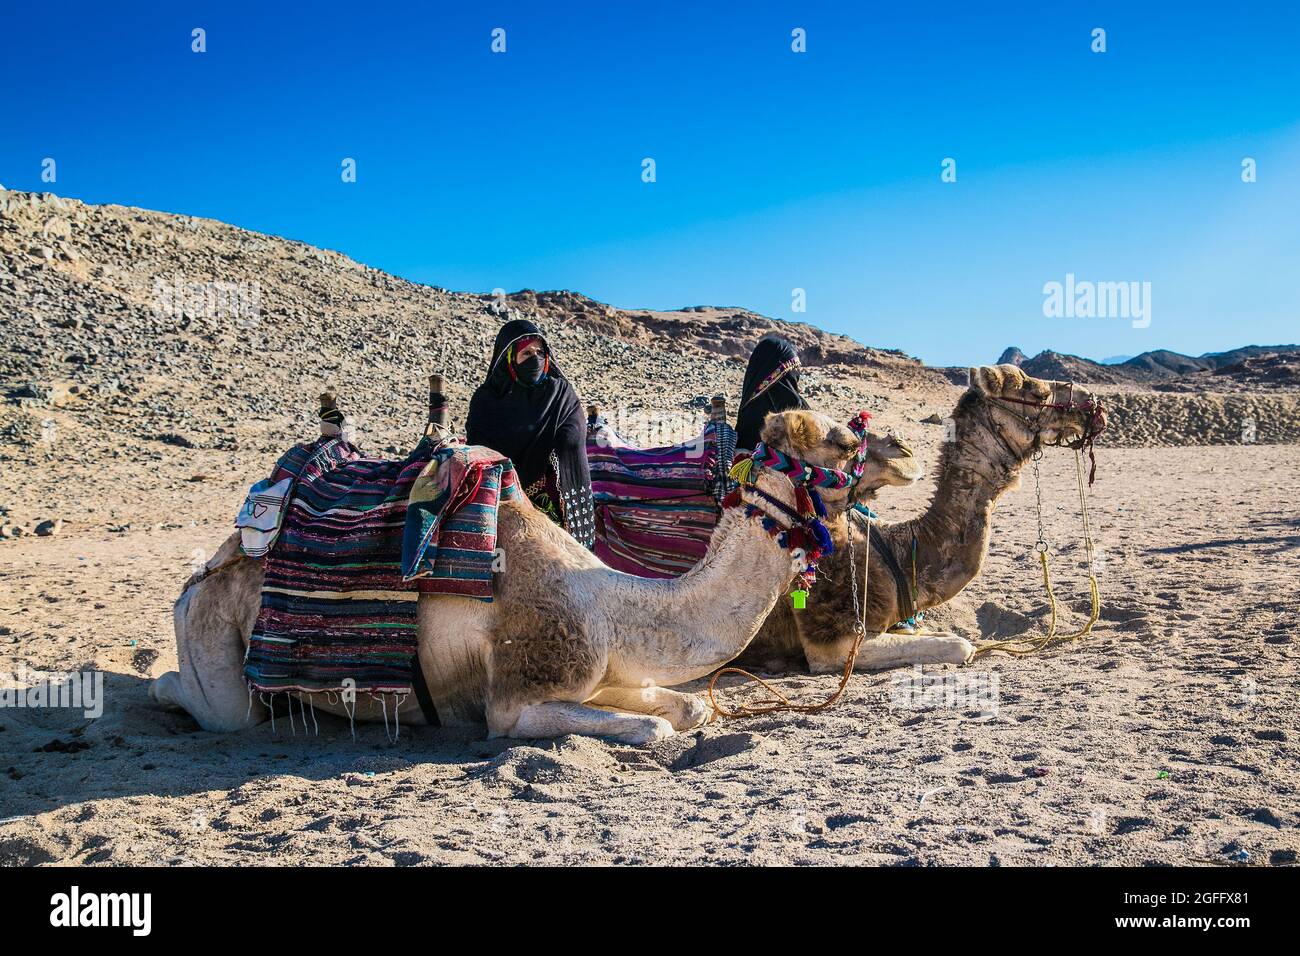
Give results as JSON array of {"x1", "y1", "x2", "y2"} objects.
[
  {"x1": 997, "y1": 346, "x2": 1026, "y2": 366},
  {"x1": 1011, "y1": 345, "x2": 1300, "y2": 387},
  {"x1": 1121, "y1": 350, "x2": 1212, "y2": 376}
]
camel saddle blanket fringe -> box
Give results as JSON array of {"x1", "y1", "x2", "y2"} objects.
[
  {"x1": 586, "y1": 421, "x2": 731, "y2": 579},
  {"x1": 243, "y1": 437, "x2": 520, "y2": 696}
]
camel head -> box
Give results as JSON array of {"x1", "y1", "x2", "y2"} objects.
[
  {"x1": 967, "y1": 364, "x2": 1107, "y2": 453},
  {"x1": 759, "y1": 409, "x2": 922, "y2": 512},
  {"x1": 852, "y1": 431, "x2": 925, "y2": 501}
]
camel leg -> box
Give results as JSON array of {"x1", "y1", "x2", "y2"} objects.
[
  {"x1": 503, "y1": 701, "x2": 675, "y2": 745},
  {"x1": 586, "y1": 685, "x2": 712, "y2": 731},
  {"x1": 150, "y1": 567, "x2": 268, "y2": 732},
  {"x1": 802, "y1": 632, "x2": 974, "y2": 673}
]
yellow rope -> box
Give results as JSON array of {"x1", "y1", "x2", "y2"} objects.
[{"x1": 972, "y1": 449, "x2": 1100, "y2": 658}]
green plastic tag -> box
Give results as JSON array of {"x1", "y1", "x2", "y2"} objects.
[{"x1": 791, "y1": 589, "x2": 808, "y2": 610}]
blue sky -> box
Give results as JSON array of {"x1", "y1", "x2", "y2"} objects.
[{"x1": 2, "y1": 1, "x2": 1297, "y2": 365}]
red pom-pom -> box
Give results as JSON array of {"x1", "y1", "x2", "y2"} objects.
[{"x1": 722, "y1": 489, "x2": 742, "y2": 509}]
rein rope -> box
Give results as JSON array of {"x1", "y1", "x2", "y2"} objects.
[
  {"x1": 971, "y1": 446, "x2": 1101, "y2": 657},
  {"x1": 967, "y1": 381, "x2": 1104, "y2": 656},
  {"x1": 707, "y1": 506, "x2": 875, "y2": 719}
]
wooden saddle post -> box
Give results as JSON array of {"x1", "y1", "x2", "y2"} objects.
[{"x1": 426, "y1": 373, "x2": 449, "y2": 436}]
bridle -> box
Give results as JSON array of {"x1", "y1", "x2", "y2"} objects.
[
  {"x1": 723, "y1": 411, "x2": 875, "y2": 594},
  {"x1": 991, "y1": 381, "x2": 1107, "y2": 484}
]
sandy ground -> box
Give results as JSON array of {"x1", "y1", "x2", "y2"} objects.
[{"x1": 1, "y1": 442, "x2": 1297, "y2": 866}]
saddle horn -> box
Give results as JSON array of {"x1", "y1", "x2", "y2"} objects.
[
  {"x1": 319, "y1": 390, "x2": 344, "y2": 438},
  {"x1": 710, "y1": 394, "x2": 727, "y2": 425}
]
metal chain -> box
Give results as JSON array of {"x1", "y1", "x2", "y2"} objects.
[{"x1": 847, "y1": 515, "x2": 863, "y2": 635}]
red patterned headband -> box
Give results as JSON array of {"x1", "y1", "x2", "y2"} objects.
[{"x1": 741, "y1": 355, "x2": 799, "y2": 408}]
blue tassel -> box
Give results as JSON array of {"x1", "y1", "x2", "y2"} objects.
[
  {"x1": 761, "y1": 516, "x2": 777, "y2": 533},
  {"x1": 808, "y1": 488, "x2": 828, "y2": 518},
  {"x1": 810, "y1": 519, "x2": 834, "y2": 554}
]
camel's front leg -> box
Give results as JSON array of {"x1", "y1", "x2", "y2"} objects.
[
  {"x1": 485, "y1": 614, "x2": 675, "y2": 745},
  {"x1": 150, "y1": 552, "x2": 268, "y2": 732},
  {"x1": 586, "y1": 685, "x2": 712, "y2": 731},
  {"x1": 801, "y1": 631, "x2": 974, "y2": 673},
  {"x1": 502, "y1": 701, "x2": 674, "y2": 745}
]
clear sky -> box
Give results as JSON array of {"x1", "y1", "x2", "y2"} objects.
[{"x1": 2, "y1": 1, "x2": 1297, "y2": 366}]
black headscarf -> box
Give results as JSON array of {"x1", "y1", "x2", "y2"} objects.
[
  {"x1": 735, "y1": 334, "x2": 809, "y2": 451},
  {"x1": 465, "y1": 318, "x2": 595, "y2": 547}
]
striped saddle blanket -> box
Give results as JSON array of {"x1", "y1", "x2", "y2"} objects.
[
  {"x1": 243, "y1": 436, "x2": 520, "y2": 696},
  {"x1": 587, "y1": 420, "x2": 735, "y2": 579}
]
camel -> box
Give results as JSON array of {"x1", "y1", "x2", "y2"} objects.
[
  {"x1": 738, "y1": 364, "x2": 1106, "y2": 674},
  {"x1": 151, "y1": 409, "x2": 922, "y2": 744}
]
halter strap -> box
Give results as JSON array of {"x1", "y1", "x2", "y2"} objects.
[
  {"x1": 991, "y1": 384, "x2": 1106, "y2": 485},
  {"x1": 724, "y1": 411, "x2": 874, "y2": 592}
]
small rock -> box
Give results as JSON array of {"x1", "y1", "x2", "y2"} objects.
[
  {"x1": 921, "y1": 413, "x2": 944, "y2": 425},
  {"x1": 34, "y1": 518, "x2": 63, "y2": 537}
]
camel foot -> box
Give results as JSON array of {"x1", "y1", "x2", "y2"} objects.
[
  {"x1": 149, "y1": 671, "x2": 188, "y2": 712},
  {"x1": 804, "y1": 633, "x2": 976, "y2": 673},
  {"x1": 501, "y1": 700, "x2": 677, "y2": 744},
  {"x1": 586, "y1": 686, "x2": 711, "y2": 731},
  {"x1": 612, "y1": 715, "x2": 676, "y2": 745}
]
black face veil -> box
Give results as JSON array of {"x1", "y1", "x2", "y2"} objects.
[{"x1": 465, "y1": 318, "x2": 595, "y2": 547}]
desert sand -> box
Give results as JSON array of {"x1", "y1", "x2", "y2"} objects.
[{"x1": 2, "y1": 439, "x2": 1296, "y2": 866}]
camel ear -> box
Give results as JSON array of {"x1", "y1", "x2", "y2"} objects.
[
  {"x1": 761, "y1": 410, "x2": 819, "y2": 455},
  {"x1": 969, "y1": 366, "x2": 1004, "y2": 395}
]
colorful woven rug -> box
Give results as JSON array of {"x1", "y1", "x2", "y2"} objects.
[
  {"x1": 586, "y1": 422, "x2": 730, "y2": 579},
  {"x1": 243, "y1": 437, "x2": 519, "y2": 696}
]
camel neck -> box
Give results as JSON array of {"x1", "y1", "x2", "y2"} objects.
[
  {"x1": 903, "y1": 396, "x2": 1033, "y2": 610},
  {"x1": 605, "y1": 469, "x2": 802, "y2": 686}
]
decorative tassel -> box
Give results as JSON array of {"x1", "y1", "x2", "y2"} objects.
[
  {"x1": 722, "y1": 489, "x2": 742, "y2": 509},
  {"x1": 728, "y1": 457, "x2": 755, "y2": 485},
  {"x1": 795, "y1": 486, "x2": 814, "y2": 517},
  {"x1": 808, "y1": 487, "x2": 828, "y2": 517},
  {"x1": 810, "y1": 519, "x2": 834, "y2": 555}
]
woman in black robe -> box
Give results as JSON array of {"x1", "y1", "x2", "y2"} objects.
[
  {"x1": 734, "y1": 333, "x2": 810, "y2": 452},
  {"x1": 465, "y1": 318, "x2": 595, "y2": 548}
]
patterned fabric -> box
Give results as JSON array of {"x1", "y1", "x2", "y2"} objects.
[
  {"x1": 522, "y1": 450, "x2": 597, "y2": 548},
  {"x1": 586, "y1": 422, "x2": 729, "y2": 579},
  {"x1": 743, "y1": 442, "x2": 855, "y2": 490},
  {"x1": 401, "y1": 444, "x2": 522, "y2": 595},
  {"x1": 243, "y1": 437, "x2": 518, "y2": 696}
]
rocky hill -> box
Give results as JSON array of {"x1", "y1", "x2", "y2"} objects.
[
  {"x1": 0, "y1": 189, "x2": 951, "y2": 537},
  {"x1": 1, "y1": 188, "x2": 1296, "y2": 539}
]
